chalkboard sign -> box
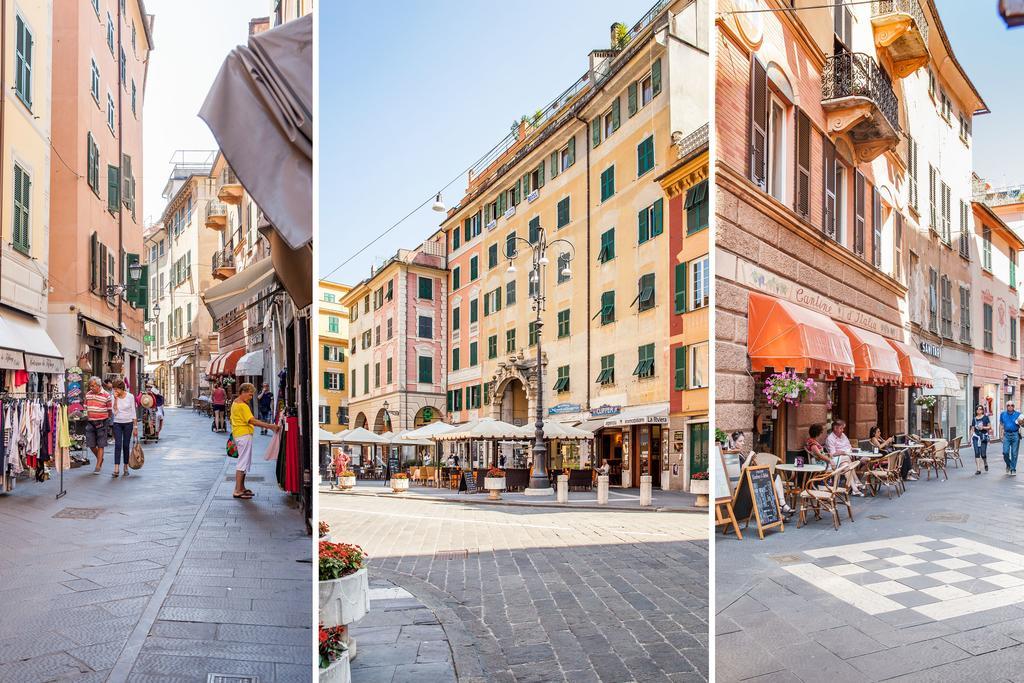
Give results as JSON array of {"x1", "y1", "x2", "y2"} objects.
[
  {"x1": 732, "y1": 464, "x2": 783, "y2": 539},
  {"x1": 459, "y1": 470, "x2": 478, "y2": 494},
  {"x1": 387, "y1": 447, "x2": 400, "y2": 481}
]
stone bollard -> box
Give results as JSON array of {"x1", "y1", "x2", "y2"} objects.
[
  {"x1": 640, "y1": 474, "x2": 653, "y2": 507},
  {"x1": 557, "y1": 474, "x2": 569, "y2": 503},
  {"x1": 597, "y1": 475, "x2": 609, "y2": 505}
]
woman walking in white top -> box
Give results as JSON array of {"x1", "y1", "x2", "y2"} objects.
[{"x1": 110, "y1": 379, "x2": 138, "y2": 478}]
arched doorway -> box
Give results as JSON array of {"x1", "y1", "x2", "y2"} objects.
[
  {"x1": 498, "y1": 378, "x2": 529, "y2": 426},
  {"x1": 414, "y1": 406, "x2": 441, "y2": 427},
  {"x1": 353, "y1": 412, "x2": 367, "y2": 429},
  {"x1": 373, "y1": 407, "x2": 390, "y2": 434}
]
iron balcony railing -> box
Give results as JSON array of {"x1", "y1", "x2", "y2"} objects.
[
  {"x1": 822, "y1": 52, "x2": 900, "y2": 134},
  {"x1": 220, "y1": 167, "x2": 239, "y2": 186},
  {"x1": 873, "y1": 0, "x2": 929, "y2": 45},
  {"x1": 205, "y1": 201, "x2": 228, "y2": 220},
  {"x1": 212, "y1": 249, "x2": 235, "y2": 274}
]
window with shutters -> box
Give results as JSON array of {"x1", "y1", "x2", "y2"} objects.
[
  {"x1": 327, "y1": 316, "x2": 339, "y2": 333},
  {"x1": 983, "y1": 226, "x2": 992, "y2": 271},
  {"x1": 506, "y1": 328, "x2": 516, "y2": 353},
  {"x1": 674, "y1": 345, "x2": 687, "y2": 391},
  {"x1": 12, "y1": 163, "x2": 30, "y2": 254},
  {"x1": 928, "y1": 267, "x2": 938, "y2": 333},
  {"x1": 871, "y1": 187, "x2": 882, "y2": 268},
  {"x1": 940, "y1": 182, "x2": 951, "y2": 243},
  {"x1": 107, "y1": 93, "x2": 115, "y2": 131},
  {"x1": 452, "y1": 347, "x2": 460, "y2": 371},
  {"x1": 907, "y1": 136, "x2": 918, "y2": 213},
  {"x1": 559, "y1": 137, "x2": 575, "y2": 171},
  {"x1": 748, "y1": 57, "x2": 768, "y2": 190},
  {"x1": 928, "y1": 165, "x2": 937, "y2": 230},
  {"x1": 553, "y1": 365, "x2": 570, "y2": 393},
  {"x1": 528, "y1": 216, "x2": 540, "y2": 244},
  {"x1": 959, "y1": 201, "x2": 970, "y2": 259},
  {"x1": 451, "y1": 227, "x2": 460, "y2": 250},
  {"x1": 959, "y1": 113, "x2": 971, "y2": 145},
  {"x1": 470, "y1": 255, "x2": 479, "y2": 281},
  {"x1": 418, "y1": 276, "x2": 433, "y2": 299},
  {"x1": 374, "y1": 362, "x2": 382, "y2": 389},
  {"x1": 597, "y1": 354, "x2": 615, "y2": 385},
  {"x1": 940, "y1": 90, "x2": 952, "y2": 123},
  {"x1": 634, "y1": 343, "x2": 655, "y2": 379},
  {"x1": 690, "y1": 343, "x2": 709, "y2": 389},
  {"x1": 470, "y1": 298, "x2": 478, "y2": 324},
  {"x1": 794, "y1": 108, "x2": 811, "y2": 216},
  {"x1": 417, "y1": 315, "x2": 433, "y2": 339},
  {"x1": 940, "y1": 276, "x2": 952, "y2": 339},
  {"x1": 983, "y1": 303, "x2": 993, "y2": 351},
  {"x1": 1013, "y1": 318, "x2": 1019, "y2": 360},
  {"x1": 597, "y1": 290, "x2": 615, "y2": 325},
  {"x1": 557, "y1": 196, "x2": 570, "y2": 228},
  {"x1": 506, "y1": 280, "x2": 516, "y2": 306},
  {"x1": 637, "y1": 136, "x2": 655, "y2": 177},
  {"x1": 557, "y1": 252, "x2": 570, "y2": 284},
  {"x1": 1012, "y1": 249, "x2": 1018, "y2": 290},
  {"x1": 767, "y1": 96, "x2": 787, "y2": 202},
  {"x1": 834, "y1": 0, "x2": 853, "y2": 49},
  {"x1": 822, "y1": 137, "x2": 838, "y2": 239},
  {"x1": 107, "y1": 12, "x2": 114, "y2": 52},
  {"x1": 488, "y1": 335, "x2": 497, "y2": 359},
  {"x1": 635, "y1": 273, "x2": 655, "y2": 312},
  {"x1": 598, "y1": 228, "x2": 615, "y2": 263},
  {"x1": 387, "y1": 318, "x2": 393, "y2": 339},
  {"x1": 351, "y1": 369, "x2": 357, "y2": 397},
  {"x1": 91, "y1": 60, "x2": 100, "y2": 103},
  {"x1": 319, "y1": 406, "x2": 330, "y2": 424},
  {"x1": 685, "y1": 180, "x2": 709, "y2": 234},
  {"x1": 528, "y1": 321, "x2": 539, "y2": 347},
  {"x1": 131, "y1": 80, "x2": 137, "y2": 116},
  {"x1": 691, "y1": 256, "x2": 709, "y2": 310},
  {"x1": 674, "y1": 263, "x2": 686, "y2": 314},
  {"x1": 600, "y1": 166, "x2": 615, "y2": 202},
  {"x1": 557, "y1": 309, "x2": 570, "y2": 338},
  {"x1": 107, "y1": 165, "x2": 120, "y2": 214},
  {"x1": 87, "y1": 133, "x2": 100, "y2": 195},
  {"x1": 418, "y1": 356, "x2": 433, "y2": 384},
  {"x1": 324, "y1": 373, "x2": 342, "y2": 391},
  {"x1": 14, "y1": 15, "x2": 32, "y2": 109},
  {"x1": 119, "y1": 48, "x2": 126, "y2": 87},
  {"x1": 505, "y1": 230, "x2": 517, "y2": 259},
  {"x1": 894, "y1": 213, "x2": 904, "y2": 281},
  {"x1": 488, "y1": 243, "x2": 498, "y2": 269},
  {"x1": 638, "y1": 199, "x2": 664, "y2": 244},
  {"x1": 452, "y1": 305, "x2": 460, "y2": 332},
  {"x1": 959, "y1": 286, "x2": 971, "y2": 343},
  {"x1": 602, "y1": 98, "x2": 620, "y2": 139},
  {"x1": 854, "y1": 172, "x2": 866, "y2": 256}
]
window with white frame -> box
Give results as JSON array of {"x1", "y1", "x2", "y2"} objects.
[
  {"x1": 325, "y1": 372, "x2": 342, "y2": 391},
  {"x1": 691, "y1": 256, "x2": 709, "y2": 310},
  {"x1": 640, "y1": 71, "x2": 654, "y2": 106},
  {"x1": 319, "y1": 406, "x2": 330, "y2": 424},
  {"x1": 767, "y1": 96, "x2": 786, "y2": 202},
  {"x1": 689, "y1": 343, "x2": 709, "y2": 389}
]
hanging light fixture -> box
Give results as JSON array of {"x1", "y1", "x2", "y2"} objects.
[
  {"x1": 431, "y1": 193, "x2": 446, "y2": 212},
  {"x1": 507, "y1": 261, "x2": 517, "y2": 275}
]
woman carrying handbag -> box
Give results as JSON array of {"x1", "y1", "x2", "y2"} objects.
[{"x1": 110, "y1": 379, "x2": 138, "y2": 478}]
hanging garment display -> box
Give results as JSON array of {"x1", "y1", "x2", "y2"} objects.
[
  {"x1": 263, "y1": 415, "x2": 283, "y2": 461},
  {"x1": 284, "y1": 416, "x2": 300, "y2": 494}
]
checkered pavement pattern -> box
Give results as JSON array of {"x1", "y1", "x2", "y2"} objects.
[{"x1": 783, "y1": 535, "x2": 1024, "y2": 621}]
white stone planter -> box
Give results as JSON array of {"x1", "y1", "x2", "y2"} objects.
[
  {"x1": 319, "y1": 651, "x2": 351, "y2": 683},
  {"x1": 319, "y1": 567, "x2": 369, "y2": 628},
  {"x1": 339, "y1": 476, "x2": 356, "y2": 490},
  {"x1": 391, "y1": 478, "x2": 409, "y2": 493},
  {"x1": 484, "y1": 476, "x2": 506, "y2": 500},
  {"x1": 691, "y1": 479, "x2": 709, "y2": 507}
]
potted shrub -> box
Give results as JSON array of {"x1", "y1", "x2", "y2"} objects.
[
  {"x1": 715, "y1": 428, "x2": 728, "y2": 446},
  {"x1": 390, "y1": 472, "x2": 409, "y2": 493},
  {"x1": 484, "y1": 466, "x2": 506, "y2": 500},
  {"x1": 319, "y1": 624, "x2": 351, "y2": 683},
  {"x1": 319, "y1": 542, "x2": 369, "y2": 628},
  {"x1": 338, "y1": 470, "x2": 357, "y2": 490},
  {"x1": 319, "y1": 521, "x2": 331, "y2": 543},
  {"x1": 690, "y1": 471, "x2": 710, "y2": 507}
]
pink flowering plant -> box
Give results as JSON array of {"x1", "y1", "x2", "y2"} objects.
[{"x1": 763, "y1": 371, "x2": 815, "y2": 408}]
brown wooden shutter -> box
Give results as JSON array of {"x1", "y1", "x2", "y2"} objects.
[
  {"x1": 795, "y1": 108, "x2": 811, "y2": 218},
  {"x1": 822, "y1": 137, "x2": 837, "y2": 238},
  {"x1": 854, "y1": 171, "x2": 865, "y2": 256},
  {"x1": 895, "y1": 212, "x2": 903, "y2": 280},
  {"x1": 748, "y1": 57, "x2": 768, "y2": 189},
  {"x1": 872, "y1": 186, "x2": 882, "y2": 267}
]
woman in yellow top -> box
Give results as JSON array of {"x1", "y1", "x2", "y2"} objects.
[{"x1": 231, "y1": 382, "x2": 280, "y2": 499}]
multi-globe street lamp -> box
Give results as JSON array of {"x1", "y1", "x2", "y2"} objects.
[{"x1": 506, "y1": 225, "x2": 575, "y2": 495}]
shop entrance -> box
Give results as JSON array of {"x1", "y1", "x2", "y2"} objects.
[
  {"x1": 498, "y1": 378, "x2": 529, "y2": 426},
  {"x1": 597, "y1": 431, "x2": 623, "y2": 486},
  {"x1": 632, "y1": 425, "x2": 662, "y2": 488}
]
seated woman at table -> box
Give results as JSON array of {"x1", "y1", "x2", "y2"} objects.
[
  {"x1": 822, "y1": 421, "x2": 866, "y2": 496},
  {"x1": 726, "y1": 431, "x2": 745, "y2": 451},
  {"x1": 869, "y1": 425, "x2": 914, "y2": 481}
]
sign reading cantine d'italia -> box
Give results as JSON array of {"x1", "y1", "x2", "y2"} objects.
[{"x1": 728, "y1": 254, "x2": 903, "y2": 341}]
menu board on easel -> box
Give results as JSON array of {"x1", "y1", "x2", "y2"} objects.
[{"x1": 732, "y1": 464, "x2": 783, "y2": 539}]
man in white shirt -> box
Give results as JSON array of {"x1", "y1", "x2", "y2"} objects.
[{"x1": 824, "y1": 420, "x2": 864, "y2": 495}]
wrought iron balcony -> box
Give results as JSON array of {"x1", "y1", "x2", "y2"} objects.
[
  {"x1": 204, "y1": 201, "x2": 228, "y2": 230},
  {"x1": 821, "y1": 52, "x2": 900, "y2": 162},
  {"x1": 871, "y1": 0, "x2": 929, "y2": 78},
  {"x1": 212, "y1": 249, "x2": 236, "y2": 280},
  {"x1": 217, "y1": 167, "x2": 243, "y2": 205}
]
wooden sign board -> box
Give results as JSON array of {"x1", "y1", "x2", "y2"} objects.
[
  {"x1": 715, "y1": 445, "x2": 742, "y2": 539},
  {"x1": 732, "y1": 464, "x2": 783, "y2": 539},
  {"x1": 459, "y1": 470, "x2": 478, "y2": 494}
]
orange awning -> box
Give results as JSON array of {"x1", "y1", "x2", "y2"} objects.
[
  {"x1": 885, "y1": 340, "x2": 934, "y2": 388},
  {"x1": 747, "y1": 292, "x2": 855, "y2": 378},
  {"x1": 208, "y1": 348, "x2": 245, "y2": 376},
  {"x1": 837, "y1": 324, "x2": 903, "y2": 386}
]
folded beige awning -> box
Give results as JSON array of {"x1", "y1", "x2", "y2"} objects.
[
  {"x1": 82, "y1": 318, "x2": 123, "y2": 344},
  {"x1": 200, "y1": 257, "x2": 277, "y2": 320}
]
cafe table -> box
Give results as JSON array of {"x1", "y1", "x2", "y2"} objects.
[{"x1": 775, "y1": 463, "x2": 826, "y2": 508}]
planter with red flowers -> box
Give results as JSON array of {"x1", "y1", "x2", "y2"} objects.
[
  {"x1": 390, "y1": 472, "x2": 409, "y2": 493},
  {"x1": 319, "y1": 624, "x2": 351, "y2": 683},
  {"x1": 338, "y1": 470, "x2": 357, "y2": 490},
  {"x1": 319, "y1": 542, "x2": 369, "y2": 632},
  {"x1": 319, "y1": 521, "x2": 331, "y2": 543},
  {"x1": 690, "y1": 471, "x2": 710, "y2": 507},
  {"x1": 484, "y1": 467, "x2": 506, "y2": 500}
]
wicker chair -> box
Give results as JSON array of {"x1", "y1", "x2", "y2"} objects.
[
  {"x1": 797, "y1": 462, "x2": 856, "y2": 530},
  {"x1": 917, "y1": 439, "x2": 949, "y2": 481},
  {"x1": 863, "y1": 452, "x2": 904, "y2": 499},
  {"x1": 945, "y1": 436, "x2": 964, "y2": 469}
]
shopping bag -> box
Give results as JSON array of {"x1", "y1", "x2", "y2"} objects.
[{"x1": 226, "y1": 434, "x2": 238, "y2": 458}]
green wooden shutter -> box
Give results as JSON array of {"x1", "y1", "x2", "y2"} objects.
[
  {"x1": 323, "y1": 372, "x2": 329, "y2": 390},
  {"x1": 537, "y1": 159, "x2": 545, "y2": 188},
  {"x1": 567, "y1": 136, "x2": 576, "y2": 167},
  {"x1": 638, "y1": 206, "x2": 649, "y2": 243},
  {"x1": 324, "y1": 345, "x2": 330, "y2": 361},
  {"x1": 550, "y1": 151, "x2": 559, "y2": 178},
  {"x1": 628, "y1": 82, "x2": 638, "y2": 116},
  {"x1": 674, "y1": 262, "x2": 687, "y2": 314},
  {"x1": 89, "y1": 232, "x2": 98, "y2": 292},
  {"x1": 653, "y1": 198, "x2": 664, "y2": 236},
  {"x1": 591, "y1": 118, "x2": 601, "y2": 148},
  {"x1": 107, "y1": 165, "x2": 120, "y2": 212},
  {"x1": 611, "y1": 97, "x2": 620, "y2": 131},
  {"x1": 497, "y1": 191, "x2": 506, "y2": 215},
  {"x1": 652, "y1": 58, "x2": 662, "y2": 96},
  {"x1": 675, "y1": 346, "x2": 687, "y2": 390}
]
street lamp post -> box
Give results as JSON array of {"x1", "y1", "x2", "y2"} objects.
[{"x1": 506, "y1": 225, "x2": 575, "y2": 495}]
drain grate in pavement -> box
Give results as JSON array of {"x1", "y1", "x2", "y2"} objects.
[
  {"x1": 225, "y1": 475, "x2": 265, "y2": 482},
  {"x1": 927, "y1": 512, "x2": 968, "y2": 523},
  {"x1": 769, "y1": 554, "x2": 802, "y2": 565},
  {"x1": 53, "y1": 507, "x2": 104, "y2": 519},
  {"x1": 434, "y1": 549, "x2": 470, "y2": 560},
  {"x1": 208, "y1": 675, "x2": 258, "y2": 683},
  {"x1": 867, "y1": 514, "x2": 889, "y2": 520}
]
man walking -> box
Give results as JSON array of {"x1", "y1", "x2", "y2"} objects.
[
  {"x1": 1000, "y1": 400, "x2": 1022, "y2": 475},
  {"x1": 85, "y1": 376, "x2": 112, "y2": 474},
  {"x1": 257, "y1": 383, "x2": 274, "y2": 435}
]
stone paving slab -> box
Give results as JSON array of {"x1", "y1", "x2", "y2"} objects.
[{"x1": 716, "y1": 443, "x2": 1024, "y2": 682}]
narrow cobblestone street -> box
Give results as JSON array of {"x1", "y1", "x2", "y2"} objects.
[
  {"x1": 0, "y1": 407, "x2": 311, "y2": 682},
  {"x1": 322, "y1": 494, "x2": 708, "y2": 683},
  {"x1": 716, "y1": 443, "x2": 1024, "y2": 682}
]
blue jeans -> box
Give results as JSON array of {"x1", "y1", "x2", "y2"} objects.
[
  {"x1": 112, "y1": 422, "x2": 133, "y2": 465},
  {"x1": 1003, "y1": 431, "x2": 1020, "y2": 470}
]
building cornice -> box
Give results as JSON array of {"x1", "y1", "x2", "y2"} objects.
[{"x1": 656, "y1": 149, "x2": 709, "y2": 198}]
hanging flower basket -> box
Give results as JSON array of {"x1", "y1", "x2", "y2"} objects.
[
  {"x1": 763, "y1": 371, "x2": 816, "y2": 408},
  {"x1": 914, "y1": 395, "x2": 937, "y2": 410}
]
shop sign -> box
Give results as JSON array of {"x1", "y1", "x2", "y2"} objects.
[
  {"x1": 608, "y1": 414, "x2": 670, "y2": 427},
  {"x1": 0, "y1": 349, "x2": 23, "y2": 370},
  {"x1": 919, "y1": 341, "x2": 941, "y2": 357},
  {"x1": 590, "y1": 404, "x2": 621, "y2": 417},
  {"x1": 143, "y1": 335, "x2": 154, "y2": 343},
  {"x1": 548, "y1": 402, "x2": 581, "y2": 415},
  {"x1": 25, "y1": 355, "x2": 64, "y2": 374}
]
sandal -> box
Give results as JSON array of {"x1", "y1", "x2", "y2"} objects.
[
  {"x1": 112, "y1": 471, "x2": 119, "y2": 477},
  {"x1": 122, "y1": 469, "x2": 129, "y2": 477},
  {"x1": 233, "y1": 491, "x2": 254, "y2": 499}
]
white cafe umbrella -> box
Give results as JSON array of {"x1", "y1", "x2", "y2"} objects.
[
  {"x1": 337, "y1": 427, "x2": 389, "y2": 445},
  {"x1": 319, "y1": 428, "x2": 347, "y2": 443},
  {"x1": 403, "y1": 421, "x2": 457, "y2": 440},
  {"x1": 436, "y1": 418, "x2": 523, "y2": 441},
  {"x1": 390, "y1": 430, "x2": 436, "y2": 447},
  {"x1": 922, "y1": 365, "x2": 960, "y2": 397},
  {"x1": 518, "y1": 420, "x2": 595, "y2": 440}
]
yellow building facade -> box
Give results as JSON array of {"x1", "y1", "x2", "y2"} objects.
[{"x1": 319, "y1": 280, "x2": 350, "y2": 432}]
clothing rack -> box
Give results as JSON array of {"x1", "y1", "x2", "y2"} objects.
[{"x1": 0, "y1": 393, "x2": 70, "y2": 499}]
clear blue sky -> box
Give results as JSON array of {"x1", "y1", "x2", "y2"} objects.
[
  {"x1": 318, "y1": 0, "x2": 654, "y2": 284},
  {"x1": 935, "y1": 0, "x2": 1024, "y2": 190}
]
